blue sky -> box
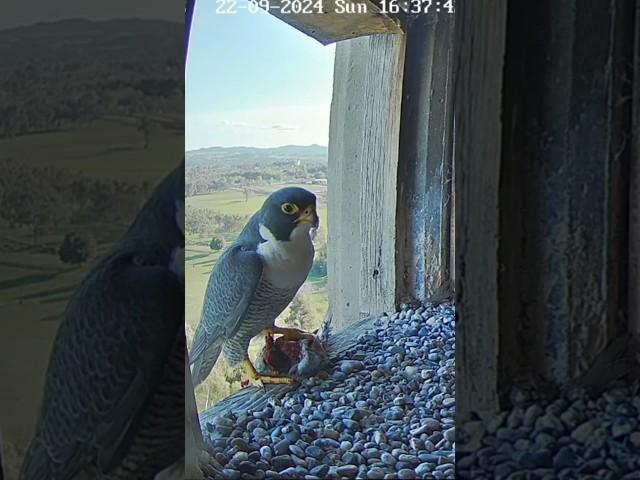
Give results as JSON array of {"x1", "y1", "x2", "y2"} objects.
[{"x1": 186, "y1": 0, "x2": 336, "y2": 150}]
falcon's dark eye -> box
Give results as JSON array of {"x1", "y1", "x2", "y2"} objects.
[{"x1": 281, "y1": 202, "x2": 299, "y2": 215}]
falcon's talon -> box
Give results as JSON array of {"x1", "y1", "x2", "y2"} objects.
[
  {"x1": 244, "y1": 359, "x2": 295, "y2": 386},
  {"x1": 257, "y1": 375, "x2": 295, "y2": 384},
  {"x1": 253, "y1": 377, "x2": 265, "y2": 390}
]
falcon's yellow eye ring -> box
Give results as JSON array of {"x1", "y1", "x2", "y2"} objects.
[{"x1": 281, "y1": 202, "x2": 299, "y2": 215}]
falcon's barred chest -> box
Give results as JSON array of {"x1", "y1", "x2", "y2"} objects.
[
  {"x1": 223, "y1": 280, "x2": 299, "y2": 366},
  {"x1": 223, "y1": 224, "x2": 315, "y2": 367}
]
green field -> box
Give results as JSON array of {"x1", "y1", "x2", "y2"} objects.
[
  {"x1": 0, "y1": 118, "x2": 181, "y2": 314},
  {"x1": 0, "y1": 116, "x2": 183, "y2": 180}
]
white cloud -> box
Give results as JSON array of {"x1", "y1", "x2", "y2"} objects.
[
  {"x1": 269, "y1": 124, "x2": 297, "y2": 132},
  {"x1": 186, "y1": 102, "x2": 330, "y2": 149},
  {"x1": 219, "y1": 120, "x2": 251, "y2": 128}
]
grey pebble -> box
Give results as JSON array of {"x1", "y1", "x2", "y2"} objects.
[
  {"x1": 310, "y1": 464, "x2": 330, "y2": 477},
  {"x1": 288, "y1": 444, "x2": 305, "y2": 458},
  {"x1": 222, "y1": 469, "x2": 242, "y2": 480},
  {"x1": 397, "y1": 468, "x2": 417, "y2": 480},
  {"x1": 443, "y1": 427, "x2": 455, "y2": 443},
  {"x1": 336, "y1": 465, "x2": 359, "y2": 477},
  {"x1": 381, "y1": 452, "x2": 397, "y2": 466},
  {"x1": 260, "y1": 446, "x2": 272, "y2": 461},
  {"x1": 415, "y1": 463, "x2": 432, "y2": 477},
  {"x1": 273, "y1": 439, "x2": 291, "y2": 456},
  {"x1": 278, "y1": 467, "x2": 299, "y2": 479},
  {"x1": 339, "y1": 360, "x2": 364, "y2": 374},
  {"x1": 271, "y1": 455, "x2": 295, "y2": 471},
  {"x1": 202, "y1": 304, "x2": 456, "y2": 480}
]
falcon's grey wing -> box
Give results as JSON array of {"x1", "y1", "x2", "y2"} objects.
[
  {"x1": 20, "y1": 244, "x2": 183, "y2": 480},
  {"x1": 189, "y1": 244, "x2": 263, "y2": 385}
]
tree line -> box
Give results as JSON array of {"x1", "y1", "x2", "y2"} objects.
[
  {"x1": 0, "y1": 157, "x2": 149, "y2": 247},
  {"x1": 185, "y1": 163, "x2": 328, "y2": 197},
  {"x1": 0, "y1": 60, "x2": 182, "y2": 138},
  {"x1": 185, "y1": 206, "x2": 249, "y2": 237}
]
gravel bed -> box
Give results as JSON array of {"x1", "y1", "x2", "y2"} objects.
[
  {"x1": 200, "y1": 303, "x2": 456, "y2": 480},
  {"x1": 457, "y1": 383, "x2": 640, "y2": 480}
]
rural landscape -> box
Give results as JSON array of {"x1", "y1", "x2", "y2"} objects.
[
  {"x1": 185, "y1": 144, "x2": 329, "y2": 410},
  {"x1": 0, "y1": 18, "x2": 183, "y2": 477}
]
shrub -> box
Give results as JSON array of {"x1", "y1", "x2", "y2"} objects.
[
  {"x1": 58, "y1": 231, "x2": 97, "y2": 265},
  {"x1": 209, "y1": 236, "x2": 224, "y2": 251}
]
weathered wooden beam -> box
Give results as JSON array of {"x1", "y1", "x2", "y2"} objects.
[
  {"x1": 396, "y1": 13, "x2": 454, "y2": 305},
  {"x1": 263, "y1": 0, "x2": 402, "y2": 45},
  {"x1": 327, "y1": 34, "x2": 405, "y2": 330},
  {"x1": 359, "y1": 35, "x2": 405, "y2": 317},
  {"x1": 498, "y1": 0, "x2": 635, "y2": 392},
  {"x1": 454, "y1": 0, "x2": 508, "y2": 419},
  {"x1": 327, "y1": 37, "x2": 366, "y2": 331},
  {"x1": 630, "y1": 0, "x2": 640, "y2": 342},
  {"x1": 185, "y1": 347, "x2": 205, "y2": 479}
]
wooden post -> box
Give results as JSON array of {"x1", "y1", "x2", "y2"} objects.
[
  {"x1": 630, "y1": 0, "x2": 640, "y2": 343},
  {"x1": 456, "y1": 0, "x2": 637, "y2": 419},
  {"x1": 497, "y1": 0, "x2": 635, "y2": 391},
  {"x1": 454, "y1": 0, "x2": 508, "y2": 419},
  {"x1": 327, "y1": 34, "x2": 405, "y2": 330},
  {"x1": 396, "y1": 13, "x2": 454, "y2": 305},
  {"x1": 185, "y1": 348, "x2": 204, "y2": 479},
  {"x1": 327, "y1": 37, "x2": 366, "y2": 331},
  {"x1": 185, "y1": 5, "x2": 203, "y2": 474},
  {"x1": 358, "y1": 35, "x2": 405, "y2": 317}
]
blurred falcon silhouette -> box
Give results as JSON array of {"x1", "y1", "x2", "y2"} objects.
[
  {"x1": 20, "y1": 162, "x2": 185, "y2": 480},
  {"x1": 189, "y1": 187, "x2": 319, "y2": 387}
]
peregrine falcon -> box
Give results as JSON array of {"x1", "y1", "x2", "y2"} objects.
[
  {"x1": 20, "y1": 162, "x2": 185, "y2": 480},
  {"x1": 190, "y1": 187, "x2": 319, "y2": 386}
]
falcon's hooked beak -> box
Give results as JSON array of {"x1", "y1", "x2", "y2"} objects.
[{"x1": 295, "y1": 205, "x2": 320, "y2": 229}]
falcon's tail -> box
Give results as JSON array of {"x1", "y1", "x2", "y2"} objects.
[
  {"x1": 19, "y1": 438, "x2": 52, "y2": 480},
  {"x1": 0, "y1": 430, "x2": 5, "y2": 480},
  {"x1": 316, "y1": 310, "x2": 333, "y2": 345},
  {"x1": 189, "y1": 338, "x2": 223, "y2": 387}
]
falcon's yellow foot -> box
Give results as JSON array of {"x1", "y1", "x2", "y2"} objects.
[
  {"x1": 243, "y1": 359, "x2": 295, "y2": 388},
  {"x1": 265, "y1": 325, "x2": 315, "y2": 341}
]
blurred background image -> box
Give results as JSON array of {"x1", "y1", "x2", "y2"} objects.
[{"x1": 0, "y1": 1, "x2": 183, "y2": 476}]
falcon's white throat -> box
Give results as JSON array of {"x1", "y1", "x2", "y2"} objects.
[{"x1": 257, "y1": 222, "x2": 315, "y2": 289}]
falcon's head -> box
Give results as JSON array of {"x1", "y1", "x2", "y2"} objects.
[{"x1": 258, "y1": 187, "x2": 319, "y2": 242}]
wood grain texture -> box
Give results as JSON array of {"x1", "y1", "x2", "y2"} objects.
[
  {"x1": 498, "y1": 0, "x2": 635, "y2": 391},
  {"x1": 328, "y1": 34, "x2": 405, "y2": 330},
  {"x1": 185, "y1": 347, "x2": 205, "y2": 479},
  {"x1": 630, "y1": 1, "x2": 640, "y2": 341},
  {"x1": 396, "y1": 13, "x2": 454, "y2": 305},
  {"x1": 359, "y1": 34, "x2": 405, "y2": 317},
  {"x1": 264, "y1": 0, "x2": 402, "y2": 45},
  {"x1": 327, "y1": 37, "x2": 367, "y2": 331},
  {"x1": 454, "y1": 0, "x2": 508, "y2": 419}
]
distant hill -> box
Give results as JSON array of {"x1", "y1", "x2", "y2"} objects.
[
  {"x1": 0, "y1": 18, "x2": 182, "y2": 65},
  {"x1": 185, "y1": 145, "x2": 328, "y2": 166}
]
